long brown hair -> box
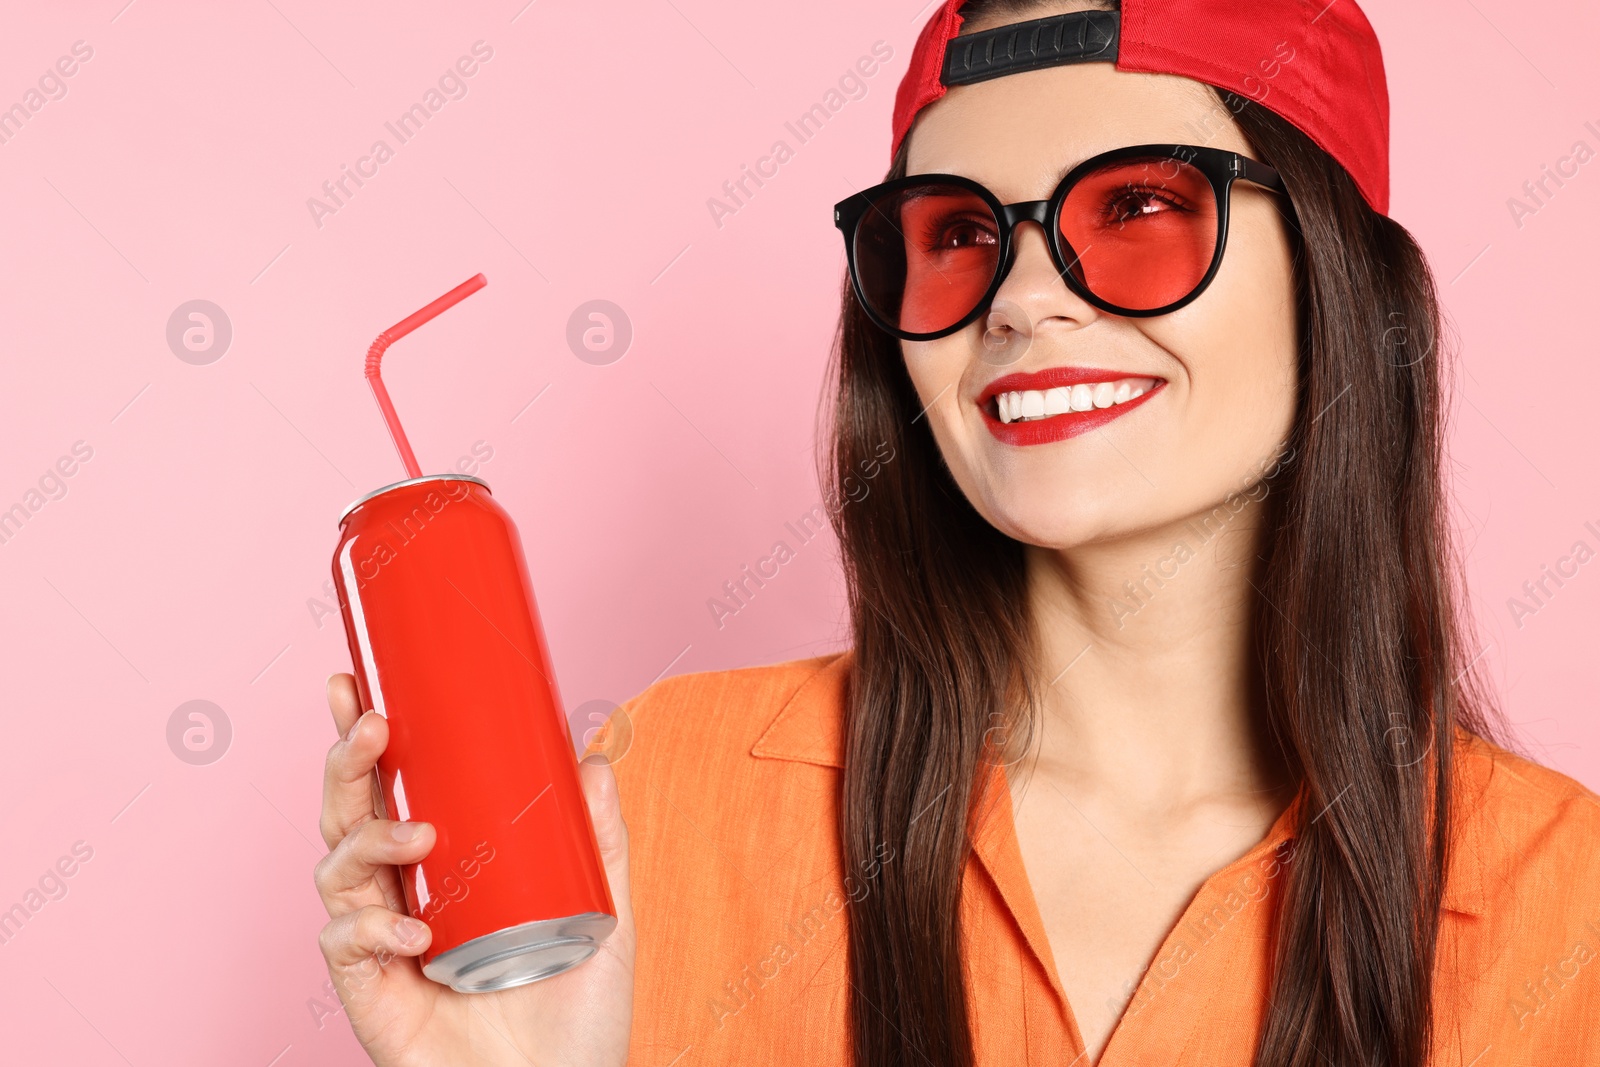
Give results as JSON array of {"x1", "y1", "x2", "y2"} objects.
[{"x1": 818, "y1": 2, "x2": 1509, "y2": 1064}]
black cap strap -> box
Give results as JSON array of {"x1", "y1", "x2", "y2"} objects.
[{"x1": 941, "y1": 9, "x2": 1120, "y2": 86}]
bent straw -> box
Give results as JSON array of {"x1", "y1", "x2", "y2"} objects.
[{"x1": 365, "y1": 273, "x2": 488, "y2": 479}]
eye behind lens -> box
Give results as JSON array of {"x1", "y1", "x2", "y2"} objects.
[
  {"x1": 854, "y1": 181, "x2": 1003, "y2": 338},
  {"x1": 1057, "y1": 159, "x2": 1220, "y2": 313}
]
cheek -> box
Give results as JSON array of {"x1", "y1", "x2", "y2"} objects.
[
  {"x1": 1128, "y1": 208, "x2": 1297, "y2": 511},
  {"x1": 1175, "y1": 205, "x2": 1296, "y2": 429},
  {"x1": 1221, "y1": 216, "x2": 1298, "y2": 437},
  {"x1": 899, "y1": 337, "x2": 976, "y2": 437},
  {"x1": 899, "y1": 336, "x2": 989, "y2": 485},
  {"x1": 899, "y1": 338, "x2": 958, "y2": 394}
]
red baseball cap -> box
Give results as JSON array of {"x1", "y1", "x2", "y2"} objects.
[{"x1": 891, "y1": 0, "x2": 1391, "y2": 215}]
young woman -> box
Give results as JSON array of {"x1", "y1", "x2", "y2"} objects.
[{"x1": 312, "y1": 1, "x2": 1600, "y2": 1064}]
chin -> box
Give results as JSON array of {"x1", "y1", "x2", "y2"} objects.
[{"x1": 977, "y1": 486, "x2": 1128, "y2": 550}]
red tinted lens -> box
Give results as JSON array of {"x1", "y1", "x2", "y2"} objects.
[
  {"x1": 1058, "y1": 156, "x2": 1219, "y2": 311},
  {"x1": 853, "y1": 182, "x2": 999, "y2": 336}
]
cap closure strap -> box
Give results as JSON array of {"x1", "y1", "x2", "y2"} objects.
[{"x1": 941, "y1": 9, "x2": 1120, "y2": 86}]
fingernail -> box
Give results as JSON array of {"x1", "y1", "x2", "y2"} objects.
[
  {"x1": 396, "y1": 918, "x2": 426, "y2": 945},
  {"x1": 345, "y1": 713, "x2": 364, "y2": 743},
  {"x1": 391, "y1": 821, "x2": 423, "y2": 842}
]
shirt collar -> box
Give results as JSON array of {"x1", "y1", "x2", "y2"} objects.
[
  {"x1": 748, "y1": 647, "x2": 854, "y2": 767},
  {"x1": 749, "y1": 648, "x2": 1489, "y2": 918}
]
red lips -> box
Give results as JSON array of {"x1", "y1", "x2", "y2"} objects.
[{"x1": 977, "y1": 367, "x2": 1165, "y2": 447}]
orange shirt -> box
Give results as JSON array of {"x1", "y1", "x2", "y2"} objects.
[{"x1": 597, "y1": 649, "x2": 1600, "y2": 1065}]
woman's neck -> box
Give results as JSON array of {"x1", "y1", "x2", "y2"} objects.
[{"x1": 1018, "y1": 498, "x2": 1294, "y2": 812}]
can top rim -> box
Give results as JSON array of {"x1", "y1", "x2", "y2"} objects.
[{"x1": 338, "y1": 474, "x2": 491, "y2": 526}]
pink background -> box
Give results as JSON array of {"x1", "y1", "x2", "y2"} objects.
[{"x1": 0, "y1": 1, "x2": 1595, "y2": 1063}]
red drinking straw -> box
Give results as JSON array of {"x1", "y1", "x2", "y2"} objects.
[{"x1": 365, "y1": 273, "x2": 489, "y2": 479}]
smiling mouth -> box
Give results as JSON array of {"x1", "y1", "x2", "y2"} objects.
[{"x1": 990, "y1": 376, "x2": 1162, "y2": 423}]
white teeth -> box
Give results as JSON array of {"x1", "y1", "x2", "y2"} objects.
[{"x1": 991, "y1": 378, "x2": 1158, "y2": 424}]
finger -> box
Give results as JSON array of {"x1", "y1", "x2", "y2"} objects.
[
  {"x1": 320, "y1": 903, "x2": 432, "y2": 967},
  {"x1": 319, "y1": 904, "x2": 432, "y2": 1011},
  {"x1": 315, "y1": 818, "x2": 435, "y2": 917},
  {"x1": 326, "y1": 673, "x2": 363, "y2": 739},
  {"x1": 320, "y1": 709, "x2": 389, "y2": 850},
  {"x1": 579, "y1": 754, "x2": 633, "y2": 936}
]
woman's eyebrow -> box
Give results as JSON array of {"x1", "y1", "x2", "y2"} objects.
[
  {"x1": 1053, "y1": 156, "x2": 1089, "y2": 184},
  {"x1": 1053, "y1": 148, "x2": 1113, "y2": 185}
]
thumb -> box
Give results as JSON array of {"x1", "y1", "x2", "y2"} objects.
[{"x1": 579, "y1": 754, "x2": 634, "y2": 941}]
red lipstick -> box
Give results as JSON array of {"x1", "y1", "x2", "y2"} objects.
[{"x1": 977, "y1": 367, "x2": 1164, "y2": 447}]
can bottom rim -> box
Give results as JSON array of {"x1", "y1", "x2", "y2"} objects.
[{"x1": 422, "y1": 911, "x2": 617, "y2": 993}]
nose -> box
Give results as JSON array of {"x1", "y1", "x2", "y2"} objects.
[{"x1": 988, "y1": 218, "x2": 1100, "y2": 346}]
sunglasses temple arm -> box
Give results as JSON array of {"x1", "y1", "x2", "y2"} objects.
[{"x1": 1236, "y1": 156, "x2": 1286, "y2": 192}]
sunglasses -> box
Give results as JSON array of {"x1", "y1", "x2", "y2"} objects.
[{"x1": 833, "y1": 143, "x2": 1289, "y2": 341}]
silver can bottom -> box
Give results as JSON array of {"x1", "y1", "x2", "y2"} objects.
[{"x1": 423, "y1": 912, "x2": 618, "y2": 994}]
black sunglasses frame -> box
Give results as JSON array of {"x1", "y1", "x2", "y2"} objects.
[{"x1": 832, "y1": 143, "x2": 1289, "y2": 341}]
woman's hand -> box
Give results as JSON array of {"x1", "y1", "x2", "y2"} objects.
[{"x1": 314, "y1": 673, "x2": 636, "y2": 1066}]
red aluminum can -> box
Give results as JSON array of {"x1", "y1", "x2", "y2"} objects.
[{"x1": 332, "y1": 473, "x2": 615, "y2": 992}]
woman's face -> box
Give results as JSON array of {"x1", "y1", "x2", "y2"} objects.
[{"x1": 900, "y1": 34, "x2": 1298, "y2": 552}]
